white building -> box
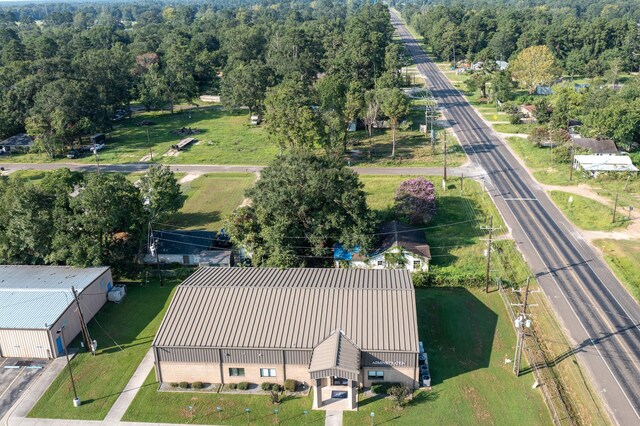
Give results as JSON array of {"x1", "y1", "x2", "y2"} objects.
[{"x1": 573, "y1": 154, "x2": 639, "y2": 177}]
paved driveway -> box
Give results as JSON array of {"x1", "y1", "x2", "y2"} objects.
[{"x1": 0, "y1": 359, "x2": 49, "y2": 420}]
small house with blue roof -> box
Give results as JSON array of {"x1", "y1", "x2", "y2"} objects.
[{"x1": 334, "y1": 221, "x2": 431, "y2": 272}]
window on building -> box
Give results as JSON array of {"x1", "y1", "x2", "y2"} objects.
[
  {"x1": 377, "y1": 260, "x2": 384, "y2": 266},
  {"x1": 260, "y1": 368, "x2": 276, "y2": 377},
  {"x1": 229, "y1": 368, "x2": 245, "y2": 377},
  {"x1": 413, "y1": 260, "x2": 421, "y2": 269},
  {"x1": 367, "y1": 370, "x2": 384, "y2": 380}
]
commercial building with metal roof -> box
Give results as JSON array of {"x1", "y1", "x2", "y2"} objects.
[
  {"x1": 153, "y1": 267, "x2": 420, "y2": 410},
  {"x1": 0, "y1": 266, "x2": 113, "y2": 359}
]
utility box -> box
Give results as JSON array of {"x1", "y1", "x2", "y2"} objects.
[{"x1": 107, "y1": 284, "x2": 127, "y2": 303}]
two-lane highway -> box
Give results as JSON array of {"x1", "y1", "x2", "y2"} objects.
[{"x1": 389, "y1": 9, "x2": 640, "y2": 425}]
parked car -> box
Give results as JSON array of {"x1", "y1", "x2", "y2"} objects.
[
  {"x1": 90, "y1": 143, "x2": 105, "y2": 153},
  {"x1": 66, "y1": 150, "x2": 79, "y2": 159}
]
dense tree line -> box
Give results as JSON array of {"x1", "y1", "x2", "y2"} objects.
[
  {"x1": 402, "y1": 2, "x2": 640, "y2": 75},
  {"x1": 0, "y1": 166, "x2": 183, "y2": 276},
  {"x1": 0, "y1": 0, "x2": 407, "y2": 158}
]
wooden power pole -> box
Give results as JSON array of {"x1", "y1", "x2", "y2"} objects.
[{"x1": 72, "y1": 286, "x2": 94, "y2": 355}]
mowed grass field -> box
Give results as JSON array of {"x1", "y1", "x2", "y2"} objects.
[
  {"x1": 166, "y1": 172, "x2": 256, "y2": 231},
  {"x1": 549, "y1": 190, "x2": 628, "y2": 231},
  {"x1": 28, "y1": 277, "x2": 181, "y2": 420},
  {"x1": 344, "y1": 288, "x2": 551, "y2": 425}
]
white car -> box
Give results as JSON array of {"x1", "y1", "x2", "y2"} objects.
[{"x1": 90, "y1": 143, "x2": 105, "y2": 153}]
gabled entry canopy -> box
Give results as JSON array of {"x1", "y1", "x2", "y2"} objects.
[{"x1": 309, "y1": 330, "x2": 361, "y2": 381}]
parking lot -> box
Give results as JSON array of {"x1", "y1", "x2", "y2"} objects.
[{"x1": 0, "y1": 358, "x2": 49, "y2": 419}]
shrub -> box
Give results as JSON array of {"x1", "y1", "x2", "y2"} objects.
[
  {"x1": 228, "y1": 383, "x2": 238, "y2": 390},
  {"x1": 178, "y1": 381, "x2": 189, "y2": 389},
  {"x1": 284, "y1": 379, "x2": 298, "y2": 392},
  {"x1": 388, "y1": 385, "x2": 412, "y2": 409},
  {"x1": 170, "y1": 382, "x2": 178, "y2": 388},
  {"x1": 272, "y1": 384, "x2": 281, "y2": 392},
  {"x1": 371, "y1": 382, "x2": 402, "y2": 395},
  {"x1": 192, "y1": 381, "x2": 204, "y2": 389},
  {"x1": 261, "y1": 382, "x2": 275, "y2": 391},
  {"x1": 509, "y1": 112, "x2": 522, "y2": 125},
  {"x1": 394, "y1": 177, "x2": 437, "y2": 224},
  {"x1": 238, "y1": 382, "x2": 250, "y2": 390}
]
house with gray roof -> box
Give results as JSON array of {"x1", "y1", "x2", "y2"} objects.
[
  {"x1": 0, "y1": 133, "x2": 34, "y2": 153},
  {"x1": 152, "y1": 267, "x2": 421, "y2": 410},
  {"x1": 0, "y1": 265, "x2": 112, "y2": 358},
  {"x1": 334, "y1": 221, "x2": 431, "y2": 272}
]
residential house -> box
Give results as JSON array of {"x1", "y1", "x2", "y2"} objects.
[
  {"x1": 145, "y1": 230, "x2": 232, "y2": 266},
  {"x1": 570, "y1": 136, "x2": 618, "y2": 154},
  {"x1": 573, "y1": 154, "x2": 639, "y2": 177},
  {"x1": 0, "y1": 133, "x2": 34, "y2": 154},
  {"x1": 334, "y1": 221, "x2": 431, "y2": 272}
]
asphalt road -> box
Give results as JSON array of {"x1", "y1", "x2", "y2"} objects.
[
  {"x1": 0, "y1": 161, "x2": 483, "y2": 177},
  {"x1": 389, "y1": 9, "x2": 640, "y2": 425}
]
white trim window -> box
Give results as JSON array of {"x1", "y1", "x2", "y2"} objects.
[
  {"x1": 413, "y1": 260, "x2": 421, "y2": 269},
  {"x1": 367, "y1": 370, "x2": 384, "y2": 380},
  {"x1": 260, "y1": 368, "x2": 276, "y2": 377},
  {"x1": 229, "y1": 367, "x2": 245, "y2": 377}
]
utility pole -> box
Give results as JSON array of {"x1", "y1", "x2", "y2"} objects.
[
  {"x1": 480, "y1": 216, "x2": 500, "y2": 293},
  {"x1": 443, "y1": 131, "x2": 448, "y2": 181},
  {"x1": 148, "y1": 222, "x2": 164, "y2": 288},
  {"x1": 569, "y1": 143, "x2": 575, "y2": 181},
  {"x1": 146, "y1": 128, "x2": 153, "y2": 161},
  {"x1": 72, "y1": 287, "x2": 94, "y2": 355},
  {"x1": 612, "y1": 191, "x2": 619, "y2": 223},
  {"x1": 512, "y1": 277, "x2": 539, "y2": 376},
  {"x1": 94, "y1": 151, "x2": 101, "y2": 174}
]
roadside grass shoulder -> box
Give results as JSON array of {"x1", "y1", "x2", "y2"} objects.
[
  {"x1": 122, "y1": 373, "x2": 323, "y2": 424},
  {"x1": 548, "y1": 190, "x2": 628, "y2": 231},
  {"x1": 28, "y1": 278, "x2": 181, "y2": 420},
  {"x1": 593, "y1": 239, "x2": 640, "y2": 303}
]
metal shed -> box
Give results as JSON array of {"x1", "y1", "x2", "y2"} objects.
[{"x1": 0, "y1": 266, "x2": 112, "y2": 359}]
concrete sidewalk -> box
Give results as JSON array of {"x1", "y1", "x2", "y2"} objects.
[
  {"x1": 103, "y1": 348, "x2": 155, "y2": 422},
  {"x1": 325, "y1": 410, "x2": 343, "y2": 426}
]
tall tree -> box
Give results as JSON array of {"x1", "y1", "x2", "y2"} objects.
[
  {"x1": 226, "y1": 153, "x2": 375, "y2": 267},
  {"x1": 139, "y1": 165, "x2": 184, "y2": 223},
  {"x1": 264, "y1": 79, "x2": 324, "y2": 151},
  {"x1": 509, "y1": 45, "x2": 560, "y2": 94},
  {"x1": 378, "y1": 88, "x2": 410, "y2": 158}
]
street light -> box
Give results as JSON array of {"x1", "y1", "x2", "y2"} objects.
[
  {"x1": 274, "y1": 408, "x2": 279, "y2": 424},
  {"x1": 245, "y1": 408, "x2": 251, "y2": 424},
  {"x1": 56, "y1": 326, "x2": 80, "y2": 407},
  {"x1": 370, "y1": 411, "x2": 375, "y2": 426},
  {"x1": 216, "y1": 406, "x2": 222, "y2": 422}
]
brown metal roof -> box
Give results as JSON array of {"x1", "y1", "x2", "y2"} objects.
[
  {"x1": 378, "y1": 221, "x2": 432, "y2": 259},
  {"x1": 153, "y1": 268, "x2": 419, "y2": 352},
  {"x1": 572, "y1": 138, "x2": 618, "y2": 154},
  {"x1": 309, "y1": 330, "x2": 361, "y2": 380}
]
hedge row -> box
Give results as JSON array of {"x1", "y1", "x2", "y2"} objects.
[
  {"x1": 170, "y1": 381, "x2": 204, "y2": 389},
  {"x1": 371, "y1": 382, "x2": 403, "y2": 395},
  {"x1": 412, "y1": 269, "x2": 485, "y2": 288}
]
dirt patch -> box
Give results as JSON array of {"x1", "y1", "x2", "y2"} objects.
[
  {"x1": 179, "y1": 173, "x2": 202, "y2": 184},
  {"x1": 163, "y1": 149, "x2": 180, "y2": 157}
]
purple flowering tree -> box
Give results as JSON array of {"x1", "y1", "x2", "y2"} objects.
[{"x1": 394, "y1": 177, "x2": 437, "y2": 224}]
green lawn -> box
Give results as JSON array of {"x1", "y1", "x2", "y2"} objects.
[
  {"x1": 360, "y1": 175, "x2": 505, "y2": 284},
  {"x1": 593, "y1": 239, "x2": 640, "y2": 303},
  {"x1": 344, "y1": 288, "x2": 551, "y2": 425},
  {"x1": 28, "y1": 277, "x2": 182, "y2": 420},
  {"x1": 548, "y1": 191, "x2": 628, "y2": 231},
  {"x1": 123, "y1": 373, "x2": 323, "y2": 425},
  {"x1": 493, "y1": 123, "x2": 536, "y2": 135},
  {"x1": 167, "y1": 173, "x2": 256, "y2": 231}
]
